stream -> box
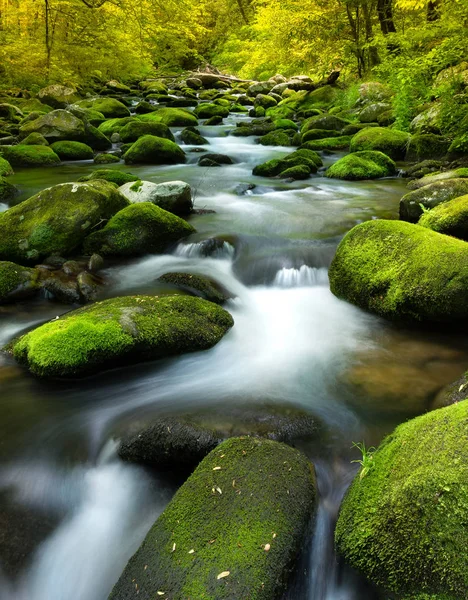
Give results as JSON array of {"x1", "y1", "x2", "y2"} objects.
[{"x1": 1, "y1": 112, "x2": 468, "y2": 600}]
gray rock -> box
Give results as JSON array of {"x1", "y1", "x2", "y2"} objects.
[{"x1": 118, "y1": 180, "x2": 193, "y2": 215}]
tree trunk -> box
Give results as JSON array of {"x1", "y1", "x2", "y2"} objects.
[
  {"x1": 235, "y1": 0, "x2": 249, "y2": 24},
  {"x1": 427, "y1": 0, "x2": 441, "y2": 22},
  {"x1": 363, "y1": 0, "x2": 379, "y2": 68},
  {"x1": 45, "y1": 0, "x2": 51, "y2": 77},
  {"x1": 377, "y1": 0, "x2": 396, "y2": 34}
]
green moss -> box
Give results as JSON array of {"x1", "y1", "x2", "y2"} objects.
[
  {"x1": 12, "y1": 295, "x2": 234, "y2": 378},
  {"x1": 138, "y1": 108, "x2": 198, "y2": 127},
  {"x1": 400, "y1": 179, "x2": 468, "y2": 222},
  {"x1": 419, "y1": 194, "x2": 468, "y2": 240},
  {"x1": 405, "y1": 134, "x2": 450, "y2": 161},
  {"x1": 119, "y1": 121, "x2": 174, "y2": 144},
  {"x1": 335, "y1": 401, "x2": 468, "y2": 598},
  {"x1": 84, "y1": 124, "x2": 112, "y2": 151},
  {"x1": 300, "y1": 136, "x2": 352, "y2": 151},
  {"x1": 124, "y1": 135, "x2": 186, "y2": 165},
  {"x1": 194, "y1": 103, "x2": 230, "y2": 119},
  {"x1": 302, "y1": 129, "x2": 342, "y2": 142},
  {"x1": 301, "y1": 114, "x2": 351, "y2": 133},
  {"x1": 0, "y1": 180, "x2": 129, "y2": 263},
  {"x1": 350, "y1": 127, "x2": 411, "y2": 160},
  {"x1": 77, "y1": 169, "x2": 139, "y2": 187},
  {"x1": 408, "y1": 168, "x2": 468, "y2": 190},
  {"x1": 129, "y1": 179, "x2": 143, "y2": 192},
  {"x1": 254, "y1": 94, "x2": 277, "y2": 109},
  {"x1": 0, "y1": 260, "x2": 38, "y2": 303},
  {"x1": 180, "y1": 129, "x2": 209, "y2": 145},
  {"x1": 83, "y1": 202, "x2": 195, "y2": 257},
  {"x1": 0, "y1": 176, "x2": 18, "y2": 202},
  {"x1": 0, "y1": 145, "x2": 60, "y2": 167},
  {"x1": 274, "y1": 119, "x2": 298, "y2": 131},
  {"x1": 94, "y1": 153, "x2": 120, "y2": 164},
  {"x1": 97, "y1": 117, "x2": 136, "y2": 137},
  {"x1": 326, "y1": 151, "x2": 396, "y2": 180},
  {"x1": 229, "y1": 103, "x2": 249, "y2": 113},
  {"x1": 267, "y1": 86, "x2": 338, "y2": 121},
  {"x1": 280, "y1": 164, "x2": 311, "y2": 179},
  {"x1": 158, "y1": 272, "x2": 229, "y2": 304},
  {"x1": 0, "y1": 157, "x2": 14, "y2": 176},
  {"x1": 329, "y1": 219, "x2": 468, "y2": 323},
  {"x1": 50, "y1": 141, "x2": 94, "y2": 161},
  {"x1": 90, "y1": 98, "x2": 130, "y2": 118},
  {"x1": 19, "y1": 109, "x2": 86, "y2": 142},
  {"x1": 109, "y1": 437, "x2": 316, "y2": 600},
  {"x1": 253, "y1": 148, "x2": 322, "y2": 177},
  {"x1": 258, "y1": 130, "x2": 293, "y2": 147},
  {"x1": 19, "y1": 133, "x2": 49, "y2": 146}
]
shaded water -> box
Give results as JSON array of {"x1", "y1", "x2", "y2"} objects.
[{"x1": 1, "y1": 113, "x2": 467, "y2": 599}]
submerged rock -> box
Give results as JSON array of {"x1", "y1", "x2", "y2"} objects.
[
  {"x1": 109, "y1": 437, "x2": 316, "y2": 600},
  {"x1": 326, "y1": 151, "x2": 396, "y2": 180},
  {"x1": 400, "y1": 179, "x2": 468, "y2": 222},
  {"x1": 335, "y1": 401, "x2": 468, "y2": 598},
  {"x1": 83, "y1": 203, "x2": 195, "y2": 257},
  {"x1": 0, "y1": 180, "x2": 129, "y2": 264},
  {"x1": 119, "y1": 180, "x2": 193, "y2": 215},
  {"x1": 329, "y1": 219, "x2": 468, "y2": 324},
  {"x1": 11, "y1": 295, "x2": 234, "y2": 377},
  {"x1": 158, "y1": 272, "x2": 231, "y2": 304},
  {"x1": 349, "y1": 127, "x2": 411, "y2": 160}
]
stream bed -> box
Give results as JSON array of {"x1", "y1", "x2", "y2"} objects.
[{"x1": 1, "y1": 114, "x2": 467, "y2": 600}]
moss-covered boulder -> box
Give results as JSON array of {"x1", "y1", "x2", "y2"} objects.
[
  {"x1": 301, "y1": 114, "x2": 350, "y2": 133},
  {"x1": 119, "y1": 121, "x2": 174, "y2": 144},
  {"x1": 158, "y1": 272, "x2": 230, "y2": 304},
  {"x1": 407, "y1": 168, "x2": 468, "y2": 190},
  {"x1": 19, "y1": 109, "x2": 86, "y2": 142},
  {"x1": 94, "y1": 153, "x2": 120, "y2": 164},
  {"x1": 138, "y1": 108, "x2": 198, "y2": 127},
  {"x1": 119, "y1": 180, "x2": 192, "y2": 215},
  {"x1": 124, "y1": 135, "x2": 186, "y2": 165},
  {"x1": 350, "y1": 127, "x2": 411, "y2": 160},
  {"x1": 83, "y1": 203, "x2": 194, "y2": 257},
  {"x1": 194, "y1": 103, "x2": 230, "y2": 119},
  {"x1": 0, "y1": 145, "x2": 60, "y2": 167},
  {"x1": 84, "y1": 124, "x2": 112, "y2": 151},
  {"x1": 0, "y1": 180, "x2": 129, "y2": 264},
  {"x1": 90, "y1": 98, "x2": 130, "y2": 118},
  {"x1": 0, "y1": 103, "x2": 23, "y2": 122},
  {"x1": 78, "y1": 169, "x2": 139, "y2": 187},
  {"x1": 0, "y1": 157, "x2": 13, "y2": 177},
  {"x1": 258, "y1": 130, "x2": 294, "y2": 147},
  {"x1": 50, "y1": 141, "x2": 94, "y2": 161},
  {"x1": 254, "y1": 94, "x2": 277, "y2": 109},
  {"x1": 419, "y1": 194, "x2": 468, "y2": 240},
  {"x1": 97, "y1": 117, "x2": 136, "y2": 138},
  {"x1": 11, "y1": 295, "x2": 234, "y2": 378},
  {"x1": 180, "y1": 128, "x2": 209, "y2": 145},
  {"x1": 109, "y1": 437, "x2": 316, "y2": 600},
  {"x1": 37, "y1": 84, "x2": 79, "y2": 109},
  {"x1": 300, "y1": 136, "x2": 352, "y2": 151},
  {"x1": 329, "y1": 219, "x2": 468, "y2": 324},
  {"x1": 326, "y1": 151, "x2": 396, "y2": 180},
  {"x1": 19, "y1": 133, "x2": 49, "y2": 146},
  {"x1": 280, "y1": 164, "x2": 311, "y2": 179},
  {"x1": 266, "y1": 86, "x2": 337, "y2": 120},
  {"x1": 0, "y1": 176, "x2": 17, "y2": 202},
  {"x1": 302, "y1": 129, "x2": 342, "y2": 142},
  {"x1": 335, "y1": 401, "x2": 468, "y2": 599},
  {"x1": 0, "y1": 261, "x2": 38, "y2": 303},
  {"x1": 400, "y1": 179, "x2": 468, "y2": 222},
  {"x1": 405, "y1": 134, "x2": 450, "y2": 162},
  {"x1": 253, "y1": 148, "x2": 322, "y2": 178}
]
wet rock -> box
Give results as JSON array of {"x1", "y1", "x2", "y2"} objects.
[
  {"x1": 109, "y1": 437, "x2": 316, "y2": 600},
  {"x1": 400, "y1": 178, "x2": 468, "y2": 222},
  {"x1": 62, "y1": 260, "x2": 82, "y2": 276},
  {"x1": 158, "y1": 272, "x2": 231, "y2": 304},
  {"x1": 77, "y1": 169, "x2": 139, "y2": 187},
  {"x1": 194, "y1": 103, "x2": 230, "y2": 119},
  {"x1": 402, "y1": 160, "x2": 446, "y2": 179},
  {"x1": 11, "y1": 295, "x2": 234, "y2": 378},
  {"x1": 204, "y1": 115, "x2": 224, "y2": 126},
  {"x1": 253, "y1": 148, "x2": 322, "y2": 177},
  {"x1": 405, "y1": 134, "x2": 450, "y2": 162},
  {"x1": 0, "y1": 176, "x2": 18, "y2": 202},
  {"x1": 123, "y1": 135, "x2": 186, "y2": 165},
  {"x1": 418, "y1": 194, "x2": 468, "y2": 240},
  {"x1": 37, "y1": 84, "x2": 79, "y2": 109},
  {"x1": 87, "y1": 253, "x2": 104, "y2": 273},
  {"x1": 41, "y1": 273, "x2": 81, "y2": 304},
  {"x1": 118, "y1": 180, "x2": 193, "y2": 216},
  {"x1": 0, "y1": 261, "x2": 39, "y2": 304},
  {"x1": 19, "y1": 109, "x2": 86, "y2": 142},
  {"x1": 349, "y1": 127, "x2": 411, "y2": 160},
  {"x1": 406, "y1": 168, "x2": 468, "y2": 190},
  {"x1": 118, "y1": 121, "x2": 174, "y2": 144},
  {"x1": 94, "y1": 153, "x2": 120, "y2": 164},
  {"x1": 326, "y1": 151, "x2": 396, "y2": 180},
  {"x1": 198, "y1": 153, "x2": 234, "y2": 167},
  {"x1": 77, "y1": 271, "x2": 101, "y2": 302},
  {"x1": 49, "y1": 140, "x2": 93, "y2": 160},
  {"x1": 180, "y1": 128, "x2": 208, "y2": 145}
]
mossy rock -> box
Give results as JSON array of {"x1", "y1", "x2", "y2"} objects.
[
  {"x1": 37, "y1": 84, "x2": 79, "y2": 109},
  {"x1": 400, "y1": 179, "x2": 468, "y2": 222},
  {"x1": 204, "y1": 116, "x2": 224, "y2": 126},
  {"x1": 302, "y1": 129, "x2": 342, "y2": 142},
  {"x1": 335, "y1": 401, "x2": 468, "y2": 598},
  {"x1": 180, "y1": 129, "x2": 209, "y2": 145},
  {"x1": 419, "y1": 194, "x2": 468, "y2": 240},
  {"x1": 405, "y1": 134, "x2": 450, "y2": 162},
  {"x1": 274, "y1": 119, "x2": 298, "y2": 131},
  {"x1": 258, "y1": 130, "x2": 294, "y2": 147},
  {"x1": 326, "y1": 151, "x2": 396, "y2": 180},
  {"x1": 0, "y1": 103, "x2": 23, "y2": 122},
  {"x1": 0, "y1": 261, "x2": 39, "y2": 303},
  {"x1": 0, "y1": 145, "x2": 60, "y2": 167},
  {"x1": 11, "y1": 295, "x2": 233, "y2": 378},
  {"x1": 119, "y1": 121, "x2": 174, "y2": 144},
  {"x1": 90, "y1": 98, "x2": 130, "y2": 118},
  {"x1": 97, "y1": 117, "x2": 136, "y2": 137},
  {"x1": 280, "y1": 164, "x2": 311, "y2": 179},
  {"x1": 124, "y1": 135, "x2": 186, "y2": 165},
  {"x1": 253, "y1": 149, "x2": 322, "y2": 177},
  {"x1": 109, "y1": 437, "x2": 316, "y2": 600},
  {"x1": 0, "y1": 180, "x2": 129, "y2": 264},
  {"x1": 158, "y1": 272, "x2": 230, "y2": 304},
  {"x1": 350, "y1": 127, "x2": 411, "y2": 160},
  {"x1": 342, "y1": 122, "x2": 379, "y2": 136},
  {"x1": 19, "y1": 133, "x2": 49, "y2": 146},
  {"x1": 301, "y1": 114, "x2": 350, "y2": 133},
  {"x1": 94, "y1": 153, "x2": 120, "y2": 164},
  {"x1": 84, "y1": 124, "x2": 112, "y2": 151},
  {"x1": 19, "y1": 109, "x2": 86, "y2": 142},
  {"x1": 0, "y1": 176, "x2": 17, "y2": 202},
  {"x1": 0, "y1": 157, "x2": 13, "y2": 176},
  {"x1": 78, "y1": 169, "x2": 139, "y2": 187},
  {"x1": 194, "y1": 103, "x2": 230, "y2": 119},
  {"x1": 119, "y1": 180, "x2": 192, "y2": 216},
  {"x1": 254, "y1": 94, "x2": 277, "y2": 109},
  {"x1": 300, "y1": 136, "x2": 352, "y2": 151},
  {"x1": 50, "y1": 141, "x2": 94, "y2": 161},
  {"x1": 267, "y1": 86, "x2": 337, "y2": 120},
  {"x1": 329, "y1": 219, "x2": 468, "y2": 324},
  {"x1": 138, "y1": 108, "x2": 198, "y2": 127},
  {"x1": 407, "y1": 168, "x2": 468, "y2": 190},
  {"x1": 83, "y1": 202, "x2": 195, "y2": 257}
]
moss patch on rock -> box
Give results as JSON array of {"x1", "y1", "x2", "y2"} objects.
[
  {"x1": 405, "y1": 134, "x2": 450, "y2": 162},
  {"x1": 0, "y1": 145, "x2": 60, "y2": 167},
  {"x1": 326, "y1": 151, "x2": 396, "y2": 180},
  {"x1": 11, "y1": 295, "x2": 234, "y2": 378},
  {"x1": 350, "y1": 127, "x2": 411, "y2": 160},
  {"x1": 124, "y1": 135, "x2": 186, "y2": 165},
  {"x1": 138, "y1": 108, "x2": 198, "y2": 127},
  {"x1": 419, "y1": 194, "x2": 468, "y2": 240},
  {"x1": 119, "y1": 121, "x2": 174, "y2": 144},
  {"x1": 83, "y1": 202, "x2": 195, "y2": 257},
  {"x1": 0, "y1": 157, "x2": 14, "y2": 177},
  {"x1": 158, "y1": 272, "x2": 231, "y2": 304},
  {"x1": 50, "y1": 141, "x2": 94, "y2": 161},
  {"x1": 253, "y1": 148, "x2": 322, "y2": 178},
  {"x1": 78, "y1": 169, "x2": 139, "y2": 187},
  {"x1": 329, "y1": 219, "x2": 468, "y2": 324},
  {"x1": 300, "y1": 136, "x2": 352, "y2": 151},
  {"x1": 335, "y1": 401, "x2": 468, "y2": 599},
  {"x1": 0, "y1": 176, "x2": 17, "y2": 202},
  {"x1": 109, "y1": 437, "x2": 316, "y2": 600}
]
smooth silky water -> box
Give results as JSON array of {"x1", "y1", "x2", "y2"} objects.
[{"x1": 2, "y1": 114, "x2": 468, "y2": 600}]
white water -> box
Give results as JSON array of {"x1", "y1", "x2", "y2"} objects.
[{"x1": 274, "y1": 265, "x2": 329, "y2": 287}]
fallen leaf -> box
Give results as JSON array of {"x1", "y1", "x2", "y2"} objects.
[
  {"x1": 188, "y1": 549, "x2": 195, "y2": 554},
  {"x1": 264, "y1": 544, "x2": 271, "y2": 551},
  {"x1": 216, "y1": 486, "x2": 222, "y2": 494},
  {"x1": 217, "y1": 571, "x2": 230, "y2": 579},
  {"x1": 171, "y1": 543, "x2": 176, "y2": 553},
  {"x1": 213, "y1": 467, "x2": 221, "y2": 471},
  {"x1": 157, "y1": 592, "x2": 165, "y2": 596}
]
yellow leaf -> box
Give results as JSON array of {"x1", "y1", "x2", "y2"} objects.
[{"x1": 217, "y1": 571, "x2": 230, "y2": 579}]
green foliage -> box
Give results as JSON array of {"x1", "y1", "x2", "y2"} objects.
[{"x1": 351, "y1": 441, "x2": 376, "y2": 480}]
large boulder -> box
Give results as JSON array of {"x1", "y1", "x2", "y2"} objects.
[
  {"x1": 400, "y1": 179, "x2": 468, "y2": 222},
  {"x1": 109, "y1": 437, "x2": 316, "y2": 600},
  {"x1": 350, "y1": 127, "x2": 411, "y2": 160},
  {"x1": 300, "y1": 136, "x2": 352, "y2": 151},
  {"x1": 329, "y1": 219, "x2": 468, "y2": 324},
  {"x1": 326, "y1": 151, "x2": 396, "y2": 180},
  {"x1": 0, "y1": 145, "x2": 60, "y2": 167},
  {"x1": 11, "y1": 295, "x2": 234, "y2": 378},
  {"x1": 38, "y1": 84, "x2": 79, "y2": 108},
  {"x1": 301, "y1": 114, "x2": 350, "y2": 133},
  {"x1": 97, "y1": 117, "x2": 136, "y2": 138},
  {"x1": 194, "y1": 103, "x2": 230, "y2": 119},
  {"x1": 0, "y1": 180, "x2": 129, "y2": 264},
  {"x1": 123, "y1": 135, "x2": 186, "y2": 165},
  {"x1": 419, "y1": 194, "x2": 468, "y2": 240},
  {"x1": 335, "y1": 401, "x2": 468, "y2": 598},
  {"x1": 118, "y1": 121, "x2": 174, "y2": 144},
  {"x1": 406, "y1": 168, "x2": 468, "y2": 190},
  {"x1": 358, "y1": 102, "x2": 392, "y2": 123},
  {"x1": 89, "y1": 98, "x2": 130, "y2": 118},
  {"x1": 83, "y1": 202, "x2": 195, "y2": 257},
  {"x1": 119, "y1": 180, "x2": 192, "y2": 215},
  {"x1": 0, "y1": 261, "x2": 38, "y2": 303},
  {"x1": 405, "y1": 134, "x2": 450, "y2": 162},
  {"x1": 19, "y1": 109, "x2": 86, "y2": 142}
]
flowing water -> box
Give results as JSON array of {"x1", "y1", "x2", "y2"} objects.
[{"x1": 1, "y1": 112, "x2": 468, "y2": 600}]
